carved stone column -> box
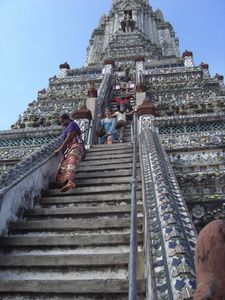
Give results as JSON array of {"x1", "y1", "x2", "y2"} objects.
[
  {"x1": 59, "y1": 62, "x2": 70, "y2": 78},
  {"x1": 71, "y1": 105, "x2": 92, "y2": 144},
  {"x1": 136, "y1": 99, "x2": 156, "y2": 118},
  {"x1": 182, "y1": 50, "x2": 194, "y2": 68},
  {"x1": 215, "y1": 73, "x2": 225, "y2": 88},
  {"x1": 200, "y1": 62, "x2": 210, "y2": 79},
  {"x1": 103, "y1": 59, "x2": 115, "y2": 75},
  {"x1": 135, "y1": 56, "x2": 146, "y2": 107},
  {"x1": 135, "y1": 56, "x2": 145, "y2": 83},
  {"x1": 86, "y1": 82, "x2": 98, "y2": 120}
]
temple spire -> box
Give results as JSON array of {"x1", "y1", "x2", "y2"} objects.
[{"x1": 112, "y1": 0, "x2": 149, "y2": 5}]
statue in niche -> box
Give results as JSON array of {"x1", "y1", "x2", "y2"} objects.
[{"x1": 120, "y1": 11, "x2": 135, "y2": 33}]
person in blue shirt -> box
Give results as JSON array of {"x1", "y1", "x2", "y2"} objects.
[{"x1": 100, "y1": 109, "x2": 117, "y2": 144}]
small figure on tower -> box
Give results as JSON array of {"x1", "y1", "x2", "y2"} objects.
[{"x1": 120, "y1": 10, "x2": 135, "y2": 33}]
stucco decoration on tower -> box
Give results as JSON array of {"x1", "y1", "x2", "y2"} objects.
[
  {"x1": 112, "y1": 0, "x2": 149, "y2": 6},
  {"x1": 86, "y1": 0, "x2": 179, "y2": 66}
]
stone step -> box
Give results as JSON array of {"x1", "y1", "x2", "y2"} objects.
[
  {"x1": 35, "y1": 200, "x2": 142, "y2": 210},
  {"x1": 0, "y1": 233, "x2": 143, "y2": 247},
  {"x1": 88, "y1": 146, "x2": 132, "y2": 154},
  {"x1": 0, "y1": 254, "x2": 144, "y2": 288},
  {"x1": 1, "y1": 266, "x2": 128, "y2": 277},
  {"x1": 85, "y1": 148, "x2": 133, "y2": 159},
  {"x1": 123, "y1": 139, "x2": 131, "y2": 144},
  {"x1": 84, "y1": 148, "x2": 136, "y2": 160},
  {"x1": 76, "y1": 169, "x2": 133, "y2": 179},
  {"x1": 89, "y1": 147, "x2": 132, "y2": 154},
  {"x1": 49, "y1": 170, "x2": 141, "y2": 188},
  {"x1": 75, "y1": 176, "x2": 141, "y2": 187},
  {"x1": 123, "y1": 130, "x2": 132, "y2": 135},
  {"x1": 123, "y1": 139, "x2": 131, "y2": 143},
  {"x1": 9, "y1": 228, "x2": 141, "y2": 237},
  {"x1": 77, "y1": 167, "x2": 141, "y2": 179},
  {"x1": 78, "y1": 162, "x2": 139, "y2": 172},
  {"x1": 46, "y1": 184, "x2": 139, "y2": 196},
  {"x1": 0, "y1": 252, "x2": 134, "y2": 267},
  {"x1": 124, "y1": 130, "x2": 131, "y2": 134},
  {"x1": 90, "y1": 142, "x2": 132, "y2": 150},
  {"x1": 0, "y1": 245, "x2": 140, "y2": 256},
  {"x1": 85, "y1": 148, "x2": 132, "y2": 156},
  {"x1": 75, "y1": 176, "x2": 133, "y2": 187},
  {"x1": 0, "y1": 279, "x2": 145, "y2": 294},
  {"x1": 86, "y1": 145, "x2": 132, "y2": 153},
  {"x1": 24, "y1": 204, "x2": 143, "y2": 218},
  {"x1": 84, "y1": 153, "x2": 133, "y2": 161},
  {"x1": 80, "y1": 157, "x2": 133, "y2": 167},
  {"x1": 0, "y1": 293, "x2": 145, "y2": 300},
  {"x1": 40, "y1": 191, "x2": 142, "y2": 205},
  {"x1": 9, "y1": 217, "x2": 143, "y2": 232}
]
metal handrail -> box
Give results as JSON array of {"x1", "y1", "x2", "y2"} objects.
[{"x1": 128, "y1": 112, "x2": 138, "y2": 300}]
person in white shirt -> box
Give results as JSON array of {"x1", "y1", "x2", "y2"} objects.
[{"x1": 111, "y1": 105, "x2": 127, "y2": 143}]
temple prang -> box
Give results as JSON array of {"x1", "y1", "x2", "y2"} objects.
[{"x1": 0, "y1": 1, "x2": 225, "y2": 298}]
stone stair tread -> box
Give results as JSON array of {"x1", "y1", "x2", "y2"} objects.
[
  {"x1": 91, "y1": 142, "x2": 132, "y2": 150},
  {"x1": 80, "y1": 157, "x2": 133, "y2": 166},
  {"x1": 78, "y1": 163, "x2": 138, "y2": 172},
  {"x1": 49, "y1": 174, "x2": 141, "y2": 189},
  {"x1": 10, "y1": 217, "x2": 143, "y2": 231},
  {"x1": 0, "y1": 233, "x2": 143, "y2": 246},
  {"x1": 84, "y1": 152, "x2": 133, "y2": 160},
  {"x1": 0, "y1": 279, "x2": 145, "y2": 294},
  {"x1": 76, "y1": 177, "x2": 141, "y2": 186},
  {"x1": 76, "y1": 169, "x2": 133, "y2": 179},
  {"x1": 24, "y1": 204, "x2": 143, "y2": 216},
  {"x1": 40, "y1": 191, "x2": 142, "y2": 204},
  {"x1": 86, "y1": 147, "x2": 133, "y2": 154},
  {"x1": 76, "y1": 176, "x2": 133, "y2": 186},
  {"x1": 0, "y1": 253, "x2": 132, "y2": 267},
  {"x1": 0, "y1": 294, "x2": 145, "y2": 300},
  {"x1": 46, "y1": 184, "x2": 138, "y2": 196},
  {"x1": 85, "y1": 148, "x2": 132, "y2": 156}
]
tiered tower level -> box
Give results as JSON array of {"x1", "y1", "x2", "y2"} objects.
[{"x1": 1, "y1": 0, "x2": 225, "y2": 230}]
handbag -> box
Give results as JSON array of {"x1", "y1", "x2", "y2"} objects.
[{"x1": 97, "y1": 125, "x2": 106, "y2": 137}]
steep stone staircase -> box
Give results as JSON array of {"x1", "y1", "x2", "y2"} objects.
[{"x1": 0, "y1": 141, "x2": 145, "y2": 299}]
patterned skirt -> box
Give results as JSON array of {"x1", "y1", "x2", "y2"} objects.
[{"x1": 56, "y1": 142, "x2": 84, "y2": 184}]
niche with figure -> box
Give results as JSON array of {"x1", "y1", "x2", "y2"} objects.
[{"x1": 120, "y1": 10, "x2": 135, "y2": 33}]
